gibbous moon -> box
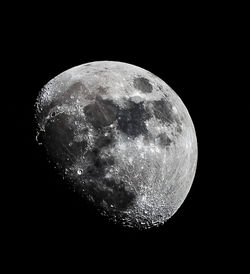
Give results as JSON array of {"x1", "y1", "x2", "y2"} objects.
[{"x1": 35, "y1": 61, "x2": 198, "y2": 229}]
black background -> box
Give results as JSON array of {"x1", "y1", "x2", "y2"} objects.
[{"x1": 5, "y1": 3, "x2": 240, "y2": 270}]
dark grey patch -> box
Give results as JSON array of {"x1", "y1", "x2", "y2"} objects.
[
  {"x1": 85, "y1": 150, "x2": 114, "y2": 178},
  {"x1": 88, "y1": 178, "x2": 135, "y2": 211},
  {"x1": 142, "y1": 132, "x2": 152, "y2": 145},
  {"x1": 67, "y1": 81, "x2": 96, "y2": 100},
  {"x1": 157, "y1": 133, "x2": 172, "y2": 148},
  {"x1": 152, "y1": 99, "x2": 174, "y2": 124},
  {"x1": 43, "y1": 113, "x2": 87, "y2": 166},
  {"x1": 133, "y1": 77, "x2": 153, "y2": 93},
  {"x1": 73, "y1": 81, "x2": 101, "y2": 100},
  {"x1": 97, "y1": 86, "x2": 108, "y2": 95},
  {"x1": 84, "y1": 96, "x2": 118, "y2": 129},
  {"x1": 84, "y1": 133, "x2": 115, "y2": 179},
  {"x1": 117, "y1": 101, "x2": 151, "y2": 138},
  {"x1": 95, "y1": 135, "x2": 113, "y2": 148},
  {"x1": 157, "y1": 84, "x2": 164, "y2": 92},
  {"x1": 176, "y1": 122, "x2": 182, "y2": 134},
  {"x1": 103, "y1": 179, "x2": 135, "y2": 210},
  {"x1": 77, "y1": 131, "x2": 118, "y2": 209},
  {"x1": 68, "y1": 81, "x2": 83, "y2": 93},
  {"x1": 152, "y1": 99, "x2": 183, "y2": 134}
]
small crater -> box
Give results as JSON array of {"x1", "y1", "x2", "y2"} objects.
[
  {"x1": 77, "y1": 169, "x2": 83, "y2": 175},
  {"x1": 133, "y1": 77, "x2": 153, "y2": 93}
]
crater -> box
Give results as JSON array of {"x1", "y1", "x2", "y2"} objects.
[
  {"x1": 133, "y1": 77, "x2": 153, "y2": 93},
  {"x1": 157, "y1": 132, "x2": 172, "y2": 148}
]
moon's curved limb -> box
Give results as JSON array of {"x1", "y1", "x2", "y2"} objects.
[{"x1": 35, "y1": 61, "x2": 198, "y2": 229}]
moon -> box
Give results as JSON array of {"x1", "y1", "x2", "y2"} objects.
[{"x1": 35, "y1": 61, "x2": 198, "y2": 229}]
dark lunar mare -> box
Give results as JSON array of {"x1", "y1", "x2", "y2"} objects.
[
  {"x1": 116, "y1": 100, "x2": 152, "y2": 138},
  {"x1": 42, "y1": 113, "x2": 88, "y2": 168},
  {"x1": 84, "y1": 96, "x2": 117, "y2": 129},
  {"x1": 151, "y1": 99, "x2": 182, "y2": 134},
  {"x1": 152, "y1": 99, "x2": 174, "y2": 124},
  {"x1": 133, "y1": 77, "x2": 153, "y2": 93},
  {"x1": 84, "y1": 96, "x2": 153, "y2": 139},
  {"x1": 82, "y1": 96, "x2": 138, "y2": 210},
  {"x1": 157, "y1": 132, "x2": 172, "y2": 148},
  {"x1": 85, "y1": 178, "x2": 135, "y2": 211},
  {"x1": 81, "y1": 133, "x2": 135, "y2": 211}
]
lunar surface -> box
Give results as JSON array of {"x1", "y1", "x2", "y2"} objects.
[{"x1": 35, "y1": 61, "x2": 198, "y2": 229}]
